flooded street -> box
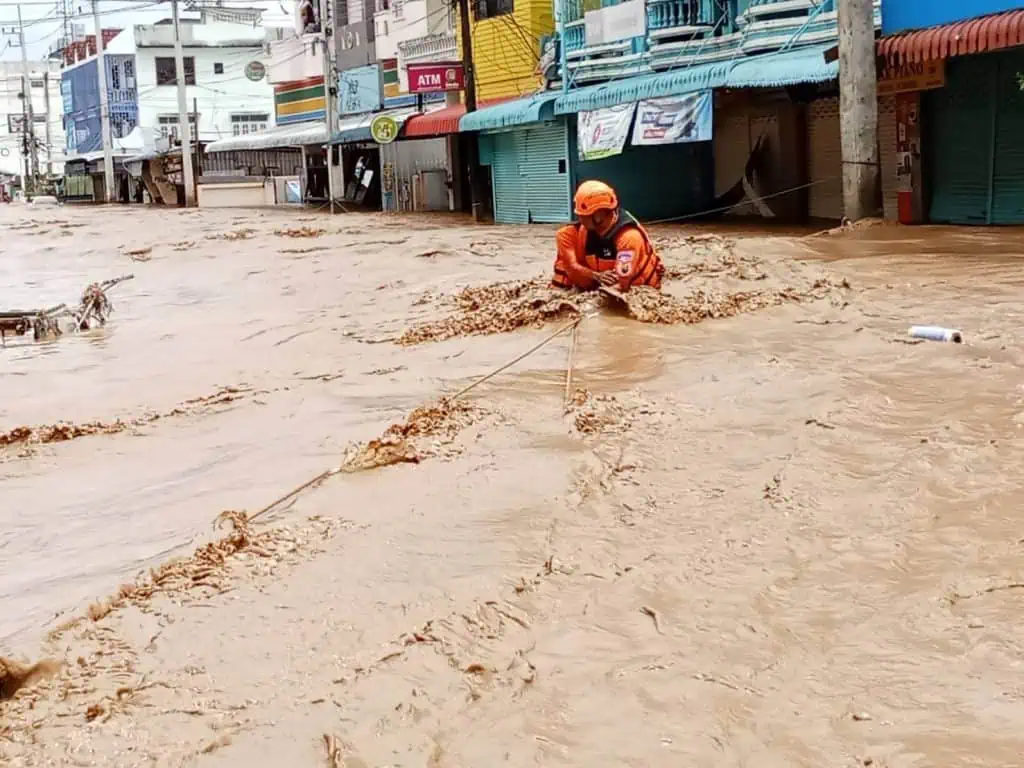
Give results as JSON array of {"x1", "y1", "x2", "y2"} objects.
[{"x1": 2, "y1": 205, "x2": 1024, "y2": 766}]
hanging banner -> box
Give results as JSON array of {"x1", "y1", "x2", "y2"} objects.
[
  {"x1": 578, "y1": 103, "x2": 635, "y2": 161},
  {"x1": 632, "y1": 91, "x2": 712, "y2": 146}
]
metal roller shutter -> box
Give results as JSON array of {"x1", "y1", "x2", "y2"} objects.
[
  {"x1": 807, "y1": 97, "x2": 843, "y2": 220},
  {"x1": 521, "y1": 122, "x2": 571, "y2": 224},
  {"x1": 490, "y1": 131, "x2": 527, "y2": 225},
  {"x1": 991, "y1": 49, "x2": 1024, "y2": 224},
  {"x1": 878, "y1": 96, "x2": 899, "y2": 221},
  {"x1": 925, "y1": 56, "x2": 992, "y2": 224}
]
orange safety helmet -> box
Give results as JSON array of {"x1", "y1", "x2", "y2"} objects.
[{"x1": 574, "y1": 180, "x2": 618, "y2": 216}]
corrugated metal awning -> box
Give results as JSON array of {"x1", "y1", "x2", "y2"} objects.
[
  {"x1": 403, "y1": 98, "x2": 513, "y2": 138},
  {"x1": 332, "y1": 108, "x2": 418, "y2": 144},
  {"x1": 724, "y1": 44, "x2": 838, "y2": 89},
  {"x1": 823, "y1": 8, "x2": 1024, "y2": 65},
  {"x1": 205, "y1": 122, "x2": 326, "y2": 153},
  {"x1": 554, "y1": 61, "x2": 729, "y2": 115},
  {"x1": 877, "y1": 8, "x2": 1024, "y2": 64},
  {"x1": 459, "y1": 92, "x2": 559, "y2": 132}
]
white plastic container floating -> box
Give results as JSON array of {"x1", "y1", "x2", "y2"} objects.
[{"x1": 909, "y1": 325, "x2": 963, "y2": 343}]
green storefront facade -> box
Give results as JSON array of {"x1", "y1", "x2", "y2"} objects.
[{"x1": 924, "y1": 48, "x2": 1024, "y2": 225}]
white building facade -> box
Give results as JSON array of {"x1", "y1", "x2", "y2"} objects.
[
  {"x1": 107, "y1": 19, "x2": 276, "y2": 151},
  {"x1": 0, "y1": 61, "x2": 66, "y2": 180}
]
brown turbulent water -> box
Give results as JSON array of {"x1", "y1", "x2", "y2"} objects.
[{"x1": 2, "y1": 205, "x2": 1024, "y2": 766}]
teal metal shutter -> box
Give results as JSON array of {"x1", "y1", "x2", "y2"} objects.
[
  {"x1": 522, "y1": 122, "x2": 571, "y2": 224},
  {"x1": 991, "y1": 49, "x2": 1024, "y2": 225},
  {"x1": 925, "y1": 56, "x2": 993, "y2": 224},
  {"x1": 490, "y1": 131, "x2": 528, "y2": 225}
]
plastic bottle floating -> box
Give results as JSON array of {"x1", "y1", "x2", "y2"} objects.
[{"x1": 909, "y1": 326, "x2": 963, "y2": 344}]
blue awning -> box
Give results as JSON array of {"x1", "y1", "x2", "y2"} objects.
[
  {"x1": 554, "y1": 61, "x2": 730, "y2": 115},
  {"x1": 459, "y1": 92, "x2": 559, "y2": 132},
  {"x1": 724, "y1": 44, "x2": 839, "y2": 88},
  {"x1": 331, "y1": 108, "x2": 417, "y2": 144}
]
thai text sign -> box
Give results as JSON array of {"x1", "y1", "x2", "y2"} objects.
[
  {"x1": 407, "y1": 62, "x2": 465, "y2": 94},
  {"x1": 632, "y1": 91, "x2": 712, "y2": 145},
  {"x1": 578, "y1": 103, "x2": 635, "y2": 161},
  {"x1": 877, "y1": 59, "x2": 945, "y2": 97}
]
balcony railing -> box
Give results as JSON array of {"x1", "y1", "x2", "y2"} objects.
[
  {"x1": 559, "y1": 0, "x2": 877, "y2": 85},
  {"x1": 647, "y1": 0, "x2": 713, "y2": 31},
  {"x1": 399, "y1": 31, "x2": 457, "y2": 62}
]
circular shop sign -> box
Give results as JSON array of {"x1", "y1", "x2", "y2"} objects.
[
  {"x1": 370, "y1": 114, "x2": 399, "y2": 145},
  {"x1": 244, "y1": 61, "x2": 266, "y2": 82}
]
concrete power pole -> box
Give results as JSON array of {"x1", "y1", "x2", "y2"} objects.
[
  {"x1": 837, "y1": 0, "x2": 880, "y2": 221},
  {"x1": 172, "y1": 0, "x2": 196, "y2": 206},
  {"x1": 317, "y1": 0, "x2": 335, "y2": 214},
  {"x1": 43, "y1": 71, "x2": 53, "y2": 175},
  {"x1": 17, "y1": 5, "x2": 39, "y2": 197},
  {"x1": 92, "y1": 0, "x2": 116, "y2": 202},
  {"x1": 456, "y1": 0, "x2": 482, "y2": 221}
]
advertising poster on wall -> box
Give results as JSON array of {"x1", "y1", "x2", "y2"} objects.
[
  {"x1": 339, "y1": 64, "x2": 382, "y2": 115},
  {"x1": 632, "y1": 91, "x2": 712, "y2": 146},
  {"x1": 578, "y1": 103, "x2": 635, "y2": 161}
]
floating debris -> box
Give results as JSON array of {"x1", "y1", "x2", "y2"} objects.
[
  {"x1": 1, "y1": 657, "x2": 61, "y2": 700},
  {"x1": 397, "y1": 279, "x2": 593, "y2": 346},
  {"x1": 0, "y1": 274, "x2": 133, "y2": 344},
  {"x1": 338, "y1": 399, "x2": 483, "y2": 472},
  {"x1": 274, "y1": 227, "x2": 325, "y2": 238},
  {"x1": 909, "y1": 325, "x2": 963, "y2": 343},
  {"x1": 207, "y1": 228, "x2": 256, "y2": 241},
  {"x1": 0, "y1": 385, "x2": 249, "y2": 451}
]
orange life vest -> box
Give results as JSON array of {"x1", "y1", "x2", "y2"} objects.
[{"x1": 554, "y1": 210, "x2": 663, "y2": 290}]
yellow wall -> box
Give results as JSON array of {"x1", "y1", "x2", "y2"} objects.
[{"x1": 457, "y1": 0, "x2": 555, "y2": 102}]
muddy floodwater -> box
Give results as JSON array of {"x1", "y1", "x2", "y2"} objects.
[{"x1": 2, "y1": 205, "x2": 1024, "y2": 767}]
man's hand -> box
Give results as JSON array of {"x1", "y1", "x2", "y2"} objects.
[{"x1": 593, "y1": 270, "x2": 618, "y2": 287}]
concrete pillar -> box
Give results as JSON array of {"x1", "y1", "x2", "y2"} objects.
[{"x1": 837, "y1": 0, "x2": 881, "y2": 220}]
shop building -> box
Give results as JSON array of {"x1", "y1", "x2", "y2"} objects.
[
  {"x1": 59, "y1": 16, "x2": 275, "y2": 204},
  {"x1": 202, "y1": 5, "x2": 328, "y2": 206},
  {"x1": 871, "y1": 3, "x2": 1024, "y2": 225},
  {"x1": 457, "y1": 0, "x2": 884, "y2": 226}
]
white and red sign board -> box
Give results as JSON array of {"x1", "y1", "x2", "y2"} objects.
[{"x1": 407, "y1": 62, "x2": 465, "y2": 94}]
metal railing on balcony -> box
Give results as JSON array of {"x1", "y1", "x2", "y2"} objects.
[
  {"x1": 647, "y1": 0, "x2": 714, "y2": 31},
  {"x1": 398, "y1": 31, "x2": 457, "y2": 61}
]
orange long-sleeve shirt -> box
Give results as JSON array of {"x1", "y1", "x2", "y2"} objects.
[{"x1": 552, "y1": 213, "x2": 663, "y2": 291}]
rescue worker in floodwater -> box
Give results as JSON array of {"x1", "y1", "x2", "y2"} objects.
[{"x1": 551, "y1": 180, "x2": 665, "y2": 292}]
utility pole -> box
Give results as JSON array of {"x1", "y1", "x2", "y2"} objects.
[
  {"x1": 92, "y1": 0, "x2": 115, "y2": 202},
  {"x1": 17, "y1": 5, "x2": 38, "y2": 198},
  {"x1": 172, "y1": 0, "x2": 196, "y2": 206},
  {"x1": 457, "y1": 0, "x2": 482, "y2": 221},
  {"x1": 837, "y1": 0, "x2": 880, "y2": 220},
  {"x1": 43, "y1": 71, "x2": 53, "y2": 175},
  {"x1": 317, "y1": 0, "x2": 335, "y2": 214}
]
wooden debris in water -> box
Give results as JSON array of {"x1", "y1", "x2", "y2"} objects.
[
  {"x1": 0, "y1": 657, "x2": 61, "y2": 700},
  {"x1": 274, "y1": 227, "x2": 325, "y2": 238},
  {"x1": 397, "y1": 278, "x2": 592, "y2": 345},
  {"x1": 0, "y1": 274, "x2": 133, "y2": 343}
]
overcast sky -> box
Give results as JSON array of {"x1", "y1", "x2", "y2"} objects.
[{"x1": 0, "y1": 1, "x2": 285, "y2": 61}]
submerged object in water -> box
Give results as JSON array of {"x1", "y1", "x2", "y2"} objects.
[{"x1": 909, "y1": 325, "x2": 963, "y2": 343}]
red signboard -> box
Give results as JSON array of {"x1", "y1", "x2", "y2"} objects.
[{"x1": 407, "y1": 62, "x2": 465, "y2": 94}]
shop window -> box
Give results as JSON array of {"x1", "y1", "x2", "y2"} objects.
[
  {"x1": 155, "y1": 56, "x2": 196, "y2": 86},
  {"x1": 474, "y1": 0, "x2": 513, "y2": 20},
  {"x1": 231, "y1": 113, "x2": 270, "y2": 136}
]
